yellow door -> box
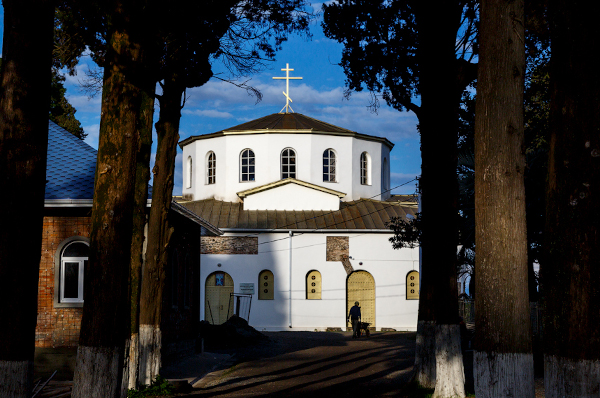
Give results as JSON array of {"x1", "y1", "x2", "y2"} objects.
[
  {"x1": 205, "y1": 272, "x2": 234, "y2": 324},
  {"x1": 347, "y1": 271, "x2": 375, "y2": 329}
]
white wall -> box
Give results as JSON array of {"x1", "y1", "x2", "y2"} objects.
[
  {"x1": 243, "y1": 183, "x2": 341, "y2": 211},
  {"x1": 199, "y1": 231, "x2": 419, "y2": 331},
  {"x1": 183, "y1": 132, "x2": 393, "y2": 203}
]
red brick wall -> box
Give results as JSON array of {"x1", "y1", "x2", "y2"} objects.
[{"x1": 37, "y1": 216, "x2": 91, "y2": 347}]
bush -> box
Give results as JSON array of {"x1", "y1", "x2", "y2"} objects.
[{"x1": 127, "y1": 376, "x2": 175, "y2": 398}]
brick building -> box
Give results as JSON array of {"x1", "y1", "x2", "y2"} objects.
[{"x1": 38, "y1": 122, "x2": 220, "y2": 355}]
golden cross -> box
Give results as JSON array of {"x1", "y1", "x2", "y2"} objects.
[{"x1": 272, "y1": 63, "x2": 303, "y2": 113}]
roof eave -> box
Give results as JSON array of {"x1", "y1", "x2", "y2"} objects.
[
  {"x1": 236, "y1": 178, "x2": 346, "y2": 199},
  {"x1": 44, "y1": 199, "x2": 93, "y2": 207},
  {"x1": 179, "y1": 129, "x2": 394, "y2": 150}
]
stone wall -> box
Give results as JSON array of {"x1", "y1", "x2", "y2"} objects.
[
  {"x1": 201, "y1": 236, "x2": 258, "y2": 255},
  {"x1": 326, "y1": 236, "x2": 349, "y2": 261}
]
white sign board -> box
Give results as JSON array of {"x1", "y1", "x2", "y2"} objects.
[{"x1": 239, "y1": 283, "x2": 255, "y2": 295}]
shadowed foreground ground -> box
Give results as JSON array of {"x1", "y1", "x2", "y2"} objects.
[{"x1": 176, "y1": 331, "x2": 418, "y2": 397}]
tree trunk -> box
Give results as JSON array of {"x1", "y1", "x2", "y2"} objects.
[
  {"x1": 543, "y1": 0, "x2": 600, "y2": 395},
  {"x1": 72, "y1": 2, "x2": 148, "y2": 396},
  {"x1": 416, "y1": 3, "x2": 465, "y2": 397},
  {"x1": 474, "y1": 0, "x2": 534, "y2": 396},
  {"x1": 138, "y1": 78, "x2": 183, "y2": 385},
  {"x1": 0, "y1": 2, "x2": 55, "y2": 397},
  {"x1": 414, "y1": 307, "x2": 436, "y2": 388},
  {"x1": 121, "y1": 90, "x2": 155, "y2": 396}
]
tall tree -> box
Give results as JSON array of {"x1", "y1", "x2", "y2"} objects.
[
  {"x1": 473, "y1": 0, "x2": 534, "y2": 396},
  {"x1": 323, "y1": 1, "x2": 477, "y2": 395},
  {"x1": 543, "y1": 0, "x2": 600, "y2": 395},
  {"x1": 138, "y1": 0, "x2": 311, "y2": 384},
  {"x1": 0, "y1": 59, "x2": 83, "y2": 138},
  {"x1": 122, "y1": 90, "x2": 155, "y2": 394},
  {"x1": 49, "y1": 68, "x2": 86, "y2": 139},
  {"x1": 71, "y1": 0, "x2": 153, "y2": 396},
  {"x1": 0, "y1": 1, "x2": 56, "y2": 397}
]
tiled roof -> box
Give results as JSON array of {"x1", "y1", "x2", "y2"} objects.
[
  {"x1": 224, "y1": 113, "x2": 354, "y2": 133},
  {"x1": 179, "y1": 113, "x2": 394, "y2": 150},
  {"x1": 179, "y1": 198, "x2": 417, "y2": 230},
  {"x1": 45, "y1": 121, "x2": 97, "y2": 200}
]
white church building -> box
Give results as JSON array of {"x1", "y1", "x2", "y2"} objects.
[{"x1": 178, "y1": 66, "x2": 420, "y2": 331}]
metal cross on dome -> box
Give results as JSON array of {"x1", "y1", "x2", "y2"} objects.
[{"x1": 272, "y1": 63, "x2": 303, "y2": 113}]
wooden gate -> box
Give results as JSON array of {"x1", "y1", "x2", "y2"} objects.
[
  {"x1": 205, "y1": 272, "x2": 234, "y2": 324},
  {"x1": 347, "y1": 270, "x2": 375, "y2": 329}
]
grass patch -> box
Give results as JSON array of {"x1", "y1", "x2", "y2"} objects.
[{"x1": 127, "y1": 376, "x2": 175, "y2": 397}]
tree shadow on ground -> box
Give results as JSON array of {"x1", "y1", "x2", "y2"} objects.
[{"x1": 185, "y1": 331, "x2": 417, "y2": 397}]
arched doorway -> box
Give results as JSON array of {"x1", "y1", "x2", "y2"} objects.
[
  {"x1": 347, "y1": 270, "x2": 375, "y2": 329},
  {"x1": 205, "y1": 271, "x2": 234, "y2": 325}
]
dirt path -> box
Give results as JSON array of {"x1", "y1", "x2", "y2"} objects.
[{"x1": 179, "y1": 331, "x2": 416, "y2": 397}]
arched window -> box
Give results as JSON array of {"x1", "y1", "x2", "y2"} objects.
[
  {"x1": 206, "y1": 151, "x2": 216, "y2": 185},
  {"x1": 407, "y1": 271, "x2": 419, "y2": 300},
  {"x1": 186, "y1": 156, "x2": 193, "y2": 189},
  {"x1": 59, "y1": 240, "x2": 88, "y2": 303},
  {"x1": 360, "y1": 152, "x2": 370, "y2": 185},
  {"x1": 323, "y1": 149, "x2": 336, "y2": 182},
  {"x1": 240, "y1": 149, "x2": 255, "y2": 182},
  {"x1": 281, "y1": 148, "x2": 297, "y2": 179},
  {"x1": 306, "y1": 270, "x2": 322, "y2": 300},
  {"x1": 258, "y1": 270, "x2": 274, "y2": 300}
]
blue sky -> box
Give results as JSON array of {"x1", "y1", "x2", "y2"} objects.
[{"x1": 0, "y1": 3, "x2": 421, "y2": 196}]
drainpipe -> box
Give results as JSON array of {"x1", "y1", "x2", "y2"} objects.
[{"x1": 289, "y1": 230, "x2": 293, "y2": 328}]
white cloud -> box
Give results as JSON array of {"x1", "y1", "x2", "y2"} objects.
[
  {"x1": 390, "y1": 172, "x2": 420, "y2": 193},
  {"x1": 83, "y1": 124, "x2": 100, "y2": 149},
  {"x1": 68, "y1": 94, "x2": 102, "y2": 114},
  {"x1": 182, "y1": 109, "x2": 234, "y2": 119}
]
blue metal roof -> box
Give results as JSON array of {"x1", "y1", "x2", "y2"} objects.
[{"x1": 45, "y1": 121, "x2": 97, "y2": 200}]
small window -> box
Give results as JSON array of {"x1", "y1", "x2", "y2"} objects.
[
  {"x1": 59, "y1": 241, "x2": 88, "y2": 303},
  {"x1": 360, "y1": 152, "x2": 370, "y2": 185},
  {"x1": 186, "y1": 156, "x2": 193, "y2": 189},
  {"x1": 323, "y1": 149, "x2": 336, "y2": 182},
  {"x1": 407, "y1": 270, "x2": 419, "y2": 300},
  {"x1": 258, "y1": 270, "x2": 274, "y2": 300},
  {"x1": 306, "y1": 270, "x2": 321, "y2": 300},
  {"x1": 281, "y1": 148, "x2": 297, "y2": 179},
  {"x1": 240, "y1": 149, "x2": 255, "y2": 182},
  {"x1": 206, "y1": 151, "x2": 216, "y2": 185}
]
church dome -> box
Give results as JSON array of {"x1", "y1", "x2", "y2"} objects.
[{"x1": 179, "y1": 113, "x2": 393, "y2": 206}]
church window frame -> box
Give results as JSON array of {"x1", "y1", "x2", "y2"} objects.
[
  {"x1": 323, "y1": 148, "x2": 337, "y2": 182},
  {"x1": 306, "y1": 270, "x2": 322, "y2": 300},
  {"x1": 186, "y1": 156, "x2": 193, "y2": 189},
  {"x1": 55, "y1": 237, "x2": 89, "y2": 307},
  {"x1": 281, "y1": 148, "x2": 297, "y2": 179},
  {"x1": 382, "y1": 157, "x2": 389, "y2": 192},
  {"x1": 240, "y1": 149, "x2": 256, "y2": 182},
  {"x1": 258, "y1": 270, "x2": 274, "y2": 300},
  {"x1": 360, "y1": 152, "x2": 371, "y2": 185},
  {"x1": 206, "y1": 151, "x2": 216, "y2": 185}
]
